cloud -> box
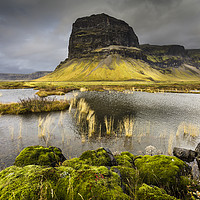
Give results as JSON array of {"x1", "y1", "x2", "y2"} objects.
[{"x1": 0, "y1": 0, "x2": 199, "y2": 73}]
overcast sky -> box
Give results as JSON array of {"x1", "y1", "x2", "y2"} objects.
[{"x1": 0, "y1": 0, "x2": 199, "y2": 73}]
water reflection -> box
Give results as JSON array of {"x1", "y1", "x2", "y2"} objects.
[
  {"x1": 73, "y1": 91, "x2": 200, "y2": 155},
  {"x1": 1, "y1": 90, "x2": 200, "y2": 169}
]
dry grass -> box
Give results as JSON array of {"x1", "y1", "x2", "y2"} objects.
[
  {"x1": 18, "y1": 120, "x2": 22, "y2": 139},
  {"x1": 10, "y1": 126, "x2": 14, "y2": 141},
  {"x1": 0, "y1": 97, "x2": 69, "y2": 115},
  {"x1": 104, "y1": 116, "x2": 114, "y2": 135},
  {"x1": 123, "y1": 116, "x2": 134, "y2": 137},
  {"x1": 176, "y1": 122, "x2": 199, "y2": 140},
  {"x1": 87, "y1": 111, "x2": 96, "y2": 138},
  {"x1": 168, "y1": 133, "x2": 174, "y2": 156},
  {"x1": 38, "y1": 114, "x2": 57, "y2": 145}
]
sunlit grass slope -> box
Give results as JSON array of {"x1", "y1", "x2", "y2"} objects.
[{"x1": 38, "y1": 54, "x2": 200, "y2": 82}]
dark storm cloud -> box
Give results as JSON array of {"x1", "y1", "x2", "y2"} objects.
[{"x1": 0, "y1": 0, "x2": 199, "y2": 73}]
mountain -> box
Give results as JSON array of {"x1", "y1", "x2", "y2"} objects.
[
  {"x1": 0, "y1": 71, "x2": 52, "y2": 80},
  {"x1": 39, "y1": 13, "x2": 200, "y2": 82}
]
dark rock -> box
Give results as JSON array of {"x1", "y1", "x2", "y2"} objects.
[
  {"x1": 14, "y1": 145, "x2": 66, "y2": 167},
  {"x1": 68, "y1": 13, "x2": 139, "y2": 58},
  {"x1": 195, "y1": 143, "x2": 200, "y2": 154},
  {"x1": 196, "y1": 155, "x2": 200, "y2": 170},
  {"x1": 173, "y1": 147, "x2": 197, "y2": 163},
  {"x1": 103, "y1": 147, "x2": 117, "y2": 166},
  {"x1": 167, "y1": 45, "x2": 187, "y2": 56}
]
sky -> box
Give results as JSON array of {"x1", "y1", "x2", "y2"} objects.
[{"x1": 0, "y1": 0, "x2": 199, "y2": 73}]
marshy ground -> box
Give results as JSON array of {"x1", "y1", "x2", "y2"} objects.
[{"x1": 1, "y1": 80, "x2": 200, "y2": 95}]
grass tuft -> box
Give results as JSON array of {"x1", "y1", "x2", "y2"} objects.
[{"x1": 0, "y1": 96, "x2": 69, "y2": 115}]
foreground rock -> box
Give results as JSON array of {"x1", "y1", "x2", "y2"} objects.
[
  {"x1": 0, "y1": 146, "x2": 199, "y2": 199},
  {"x1": 173, "y1": 143, "x2": 200, "y2": 172},
  {"x1": 173, "y1": 147, "x2": 197, "y2": 163}
]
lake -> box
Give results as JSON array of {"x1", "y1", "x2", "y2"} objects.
[{"x1": 0, "y1": 89, "x2": 200, "y2": 169}]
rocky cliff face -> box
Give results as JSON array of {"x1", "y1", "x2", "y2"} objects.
[{"x1": 68, "y1": 13, "x2": 139, "y2": 58}]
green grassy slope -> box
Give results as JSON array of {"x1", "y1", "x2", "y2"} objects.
[{"x1": 38, "y1": 54, "x2": 200, "y2": 82}]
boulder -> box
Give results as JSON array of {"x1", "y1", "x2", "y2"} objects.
[
  {"x1": 14, "y1": 145, "x2": 66, "y2": 167},
  {"x1": 173, "y1": 147, "x2": 197, "y2": 163},
  {"x1": 68, "y1": 13, "x2": 139, "y2": 58},
  {"x1": 79, "y1": 147, "x2": 116, "y2": 166},
  {"x1": 134, "y1": 155, "x2": 191, "y2": 198}
]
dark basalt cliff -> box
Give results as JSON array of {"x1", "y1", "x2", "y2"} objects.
[{"x1": 68, "y1": 13, "x2": 139, "y2": 58}]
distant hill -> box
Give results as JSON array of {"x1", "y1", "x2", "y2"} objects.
[
  {"x1": 38, "y1": 13, "x2": 200, "y2": 82},
  {"x1": 0, "y1": 71, "x2": 52, "y2": 80}
]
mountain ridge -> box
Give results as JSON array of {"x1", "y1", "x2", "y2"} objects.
[
  {"x1": 38, "y1": 13, "x2": 200, "y2": 82},
  {"x1": 0, "y1": 71, "x2": 52, "y2": 80}
]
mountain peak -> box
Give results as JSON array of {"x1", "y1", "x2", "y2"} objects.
[{"x1": 68, "y1": 13, "x2": 139, "y2": 58}]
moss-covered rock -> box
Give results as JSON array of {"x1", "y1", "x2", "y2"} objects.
[
  {"x1": 0, "y1": 164, "x2": 130, "y2": 199},
  {"x1": 0, "y1": 165, "x2": 62, "y2": 199},
  {"x1": 134, "y1": 155, "x2": 191, "y2": 198},
  {"x1": 14, "y1": 145, "x2": 66, "y2": 167},
  {"x1": 79, "y1": 147, "x2": 116, "y2": 166},
  {"x1": 0, "y1": 147, "x2": 198, "y2": 200},
  {"x1": 115, "y1": 151, "x2": 135, "y2": 168},
  {"x1": 57, "y1": 166, "x2": 130, "y2": 200},
  {"x1": 136, "y1": 183, "x2": 178, "y2": 200}
]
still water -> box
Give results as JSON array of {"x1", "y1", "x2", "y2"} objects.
[{"x1": 0, "y1": 89, "x2": 200, "y2": 169}]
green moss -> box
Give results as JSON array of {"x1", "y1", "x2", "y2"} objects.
[
  {"x1": 134, "y1": 155, "x2": 191, "y2": 198},
  {"x1": 63, "y1": 166, "x2": 130, "y2": 200},
  {"x1": 0, "y1": 165, "x2": 60, "y2": 200},
  {"x1": 0, "y1": 147, "x2": 198, "y2": 200},
  {"x1": 62, "y1": 158, "x2": 91, "y2": 170},
  {"x1": 136, "y1": 184, "x2": 178, "y2": 200},
  {"x1": 14, "y1": 146, "x2": 66, "y2": 167},
  {"x1": 79, "y1": 147, "x2": 113, "y2": 166},
  {"x1": 115, "y1": 151, "x2": 135, "y2": 168},
  {"x1": 0, "y1": 164, "x2": 130, "y2": 200},
  {"x1": 111, "y1": 166, "x2": 139, "y2": 199}
]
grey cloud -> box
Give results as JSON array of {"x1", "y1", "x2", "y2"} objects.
[{"x1": 0, "y1": 0, "x2": 199, "y2": 73}]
